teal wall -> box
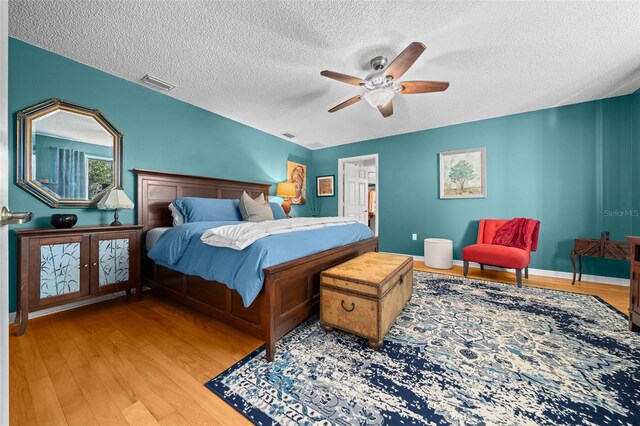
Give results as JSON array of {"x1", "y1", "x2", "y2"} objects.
[
  {"x1": 8, "y1": 37, "x2": 639, "y2": 313},
  {"x1": 8, "y1": 38, "x2": 311, "y2": 312},
  {"x1": 311, "y1": 95, "x2": 637, "y2": 279}
]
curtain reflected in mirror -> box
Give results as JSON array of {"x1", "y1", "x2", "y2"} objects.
[{"x1": 17, "y1": 99, "x2": 123, "y2": 208}]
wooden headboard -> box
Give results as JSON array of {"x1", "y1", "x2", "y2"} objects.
[{"x1": 134, "y1": 169, "x2": 271, "y2": 233}]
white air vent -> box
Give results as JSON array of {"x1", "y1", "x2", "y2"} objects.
[
  {"x1": 141, "y1": 74, "x2": 175, "y2": 91},
  {"x1": 282, "y1": 133, "x2": 295, "y2": 138},
  {"x1": 307, "y1": 142, "x2": 325, "y2": 148}
]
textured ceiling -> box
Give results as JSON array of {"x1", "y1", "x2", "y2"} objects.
[{"x1": 9, "y1": 1, "x2": 640, "y2": 149}]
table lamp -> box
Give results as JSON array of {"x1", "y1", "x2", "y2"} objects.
[
  {"x1": 276, "y1": 182, "x2": 296, "y2": 218},
  {"x1": 97, "y1": 188, "x2": 134, "y2": 226}
]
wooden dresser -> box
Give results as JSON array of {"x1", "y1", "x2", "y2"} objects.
[
  {"x1": 14, "y1": 224, "x2": 143, "y2": 335},
  {"x1": 628, "y1": 236, "x2": 640, "y2": 332}
]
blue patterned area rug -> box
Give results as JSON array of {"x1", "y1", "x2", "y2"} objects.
[{"x1": 205, "y1": 272, "x2": 640, "y2": 425}]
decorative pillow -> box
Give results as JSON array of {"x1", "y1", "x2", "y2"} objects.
[
  {"x1": 172, "y1": 197, "x2": 243, "y2": 223},
  {"x1": 168, "y1": 202, "x2": 184, "y2": 226},
  {"x1": 269, "y1": 202, "x2": 287, "y2": 220},
  {"x1": 239, "y1": 192, "x2": 274, "y2": 222}
]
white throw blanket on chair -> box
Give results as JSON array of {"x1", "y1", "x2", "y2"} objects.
[{"x1": 200, "y1": 217, "x2": 359, "y2": 250}]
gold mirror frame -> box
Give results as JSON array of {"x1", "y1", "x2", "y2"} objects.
[{"x1": 16, "y1": 99, "x2": 123, "y2": 208}]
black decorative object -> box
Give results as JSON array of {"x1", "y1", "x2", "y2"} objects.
[{"x1": 50, "y1": 214, "x2": 77, "y2": 229}]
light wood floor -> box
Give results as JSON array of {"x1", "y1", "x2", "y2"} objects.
[
  {"x1": 9, "y1": 263, "x2": 630, "y2": 425},
  {"x1": 414, "y1": 262, "x2": 630, "y2": 313}
]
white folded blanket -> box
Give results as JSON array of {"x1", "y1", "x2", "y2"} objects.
[{"x1": 200, "y1": 217, "x2": 359, "y2": 250}]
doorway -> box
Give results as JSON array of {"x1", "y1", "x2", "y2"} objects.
[{"x1": 338, "y1": 154, "x2": 378, "y2": 236}]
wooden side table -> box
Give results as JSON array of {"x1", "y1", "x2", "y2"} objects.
[{"x1": 571, "y1": 232, "x2": 630, "y2": 284}]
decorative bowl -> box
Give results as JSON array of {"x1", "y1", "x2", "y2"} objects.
[{"x1": 50, "y1": 214, "x2": 77, "y2": 229}]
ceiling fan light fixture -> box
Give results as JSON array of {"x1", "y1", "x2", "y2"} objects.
[
  {"x1": 363, "y1": 88, "x2": 395, "y2": 109},
  {"x1": 321, "y1": 42, "x2": 448, "y2": 118}
]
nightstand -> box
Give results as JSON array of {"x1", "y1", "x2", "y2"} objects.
[{"x1": 14, "y1": 224, "x2": 143, "y2": 335}]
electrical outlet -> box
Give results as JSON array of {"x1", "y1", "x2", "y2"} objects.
[{"x1": 412, "y1": 233, "x2": 417, "y2": 241}]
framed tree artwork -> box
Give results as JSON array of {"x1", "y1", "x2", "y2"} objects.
[
  {"x1": 287, "y1": 161, "x2": 306, "y2": 204},
  {"x1": 439, "y1": 147, "x2": 486, "y2": 199},
  {"x1": 316, "y1": 175, "x2": 335, "y2": 197}
]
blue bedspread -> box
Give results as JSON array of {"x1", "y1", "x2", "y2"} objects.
[{"x1": 147, "y1": 221, "x2": 374, "y2": 307}]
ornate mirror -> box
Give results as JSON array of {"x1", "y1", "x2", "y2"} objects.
[{"x1": 16, "y1": 99, "x2": 123, "y2": 208}]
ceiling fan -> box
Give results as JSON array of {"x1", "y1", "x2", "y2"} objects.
[{"x1": 321, "y1": 42, "x2": 449, "y2": 118}]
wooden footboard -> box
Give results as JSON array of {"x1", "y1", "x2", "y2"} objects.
[
  {"x1": 262, "y1": 237, "x2": 379, "y2": 360},
  {"x1": 144, "y1": 237, "x2": 379, "y2": 361}
]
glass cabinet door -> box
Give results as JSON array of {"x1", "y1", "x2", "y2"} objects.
[
  {"x1": 91, "y1": 231, "x2": 137, "y2": 293},
  {"x1": 40, "y1": 242, "x2": 81, "y2": 297},
  {"x1": 29, "y1": 235, "x2": 90, "y2": 308},
  {"x1": 98, "y1": 238, "x2": 129, "y2": 286}
]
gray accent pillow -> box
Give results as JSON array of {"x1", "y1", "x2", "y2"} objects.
[{"x1": 239, "y1": 192, "x2": 274, "y2": 222}]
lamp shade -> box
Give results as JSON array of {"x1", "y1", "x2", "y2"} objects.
[
  {"x1": 97, "y1": 189, "x2": 134, "y2": 210},
  {"x1": 276, "y1": 182, "x2": 296, "y2": 198}
]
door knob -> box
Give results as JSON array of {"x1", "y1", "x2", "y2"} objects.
[{"x1": 0, "y1": 207, "x2": 33, "y2": 225}]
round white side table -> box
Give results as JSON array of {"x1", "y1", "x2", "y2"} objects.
[{"x1": 424, "y1": 238, "x2": 453, "y2": 269}]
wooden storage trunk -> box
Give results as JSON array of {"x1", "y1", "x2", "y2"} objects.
[{"x1": 320, "y1": 252, "x2": 413, "y2": 349}]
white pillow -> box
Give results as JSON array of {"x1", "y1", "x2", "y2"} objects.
[
  {"x1": 168, "y1": 202, "x2": 184, "y2": 226},
  {"x1": 238, "y1": 192, "x2": 274, "y2": 222}
]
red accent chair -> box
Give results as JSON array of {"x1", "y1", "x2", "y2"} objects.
[{"x1": 462, "y1": 219, "x2": 540, "y2": 287}]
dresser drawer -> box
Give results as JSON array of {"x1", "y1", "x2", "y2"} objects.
[
  {"x1": 603, "y1": 242, "x2": 631, "y2": 260},
  {"x1": 574, "y1": 239, "x2": 600, "y2": 256}
]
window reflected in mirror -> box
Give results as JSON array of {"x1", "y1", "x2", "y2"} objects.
[
  {"x1": 87, "y1": 157, "x2": 113, "y2": 199},
  {"x1": 17, "y1": 99, "x2": 123, "y2": 208}
]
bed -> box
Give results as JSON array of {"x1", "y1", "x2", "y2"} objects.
[{"x1": 135, "y1": 169, "x2": 379, "y2": 361}]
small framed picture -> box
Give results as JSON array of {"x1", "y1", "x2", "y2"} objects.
[
  {"x1": 316, "y1": 175, "x2": 335, "y2": 197},
  {"x1": 439, "y1": 147, "x2": 487, "y2": 199}
]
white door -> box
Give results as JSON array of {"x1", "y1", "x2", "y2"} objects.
[
  {"x1": 1, "y1": 1, "x2": 10, "y2": 424},
  {"x1": 343, "y1": 162, "x2": 368, "y2": 225}
]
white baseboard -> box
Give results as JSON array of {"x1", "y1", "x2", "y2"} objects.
[
  {"x1": 8, "y1": 289, "x2": 143, "y2": 324},
  {"x1": 384, "y1": 252, "x2": 629, "y2": 287}
]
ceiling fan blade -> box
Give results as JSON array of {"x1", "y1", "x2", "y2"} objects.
[
  {"x1": 328, "y1": 95, "x2": 361, "y2": 113},
  {"x1": 321, "y1": 70, "x2": 366, "y2": 86},
  {"x1": 384, "y1": 42, "x2": 426, "y2": 81},
  {"x1": 400, "y1": 81, "x2": 450, "y2": 94},
  {"x1": 378, "y1": 100, "x2": 393, "y2": 118}
]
